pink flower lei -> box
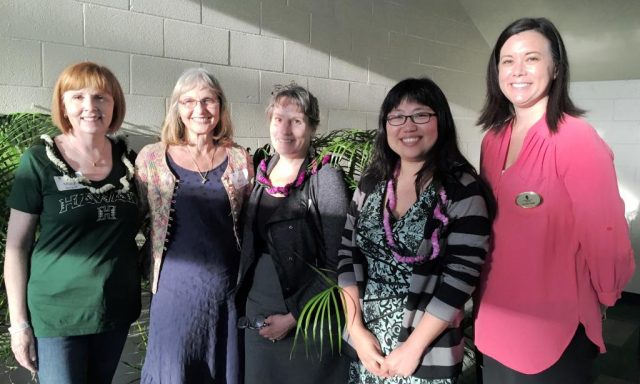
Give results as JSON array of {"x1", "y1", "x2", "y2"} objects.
[
  {"x1": 383, "y1": 163, "x2": 449, "y2": 264},
  {"x1": 257, "y1": 154, "x2": 331, "y2": 197}
]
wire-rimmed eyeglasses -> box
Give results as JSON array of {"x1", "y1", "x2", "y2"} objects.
[
  {"x1": 386, "y1": 112, "x2": 436, "y2": 126},
  {"x1": 178, "y1": 97, "x2": 219, "y2": 110},
  {"x1": 237, "y1": 315, "x2": 267, "y2": 330}
]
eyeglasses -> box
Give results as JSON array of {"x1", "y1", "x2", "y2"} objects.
[
  {"x1": 237, "y1": 315, "x2": 267, "y2": 330},
  {"x1": 178, "y1": 97, "x2": 219, "y2": 110},
  {"x1": 386, "y1": 112, "x2": 437, "y2": 126}
]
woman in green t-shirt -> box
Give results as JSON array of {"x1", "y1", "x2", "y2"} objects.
[{"x1": 4, "y1": 62, "x2": 141, "y2": 383}]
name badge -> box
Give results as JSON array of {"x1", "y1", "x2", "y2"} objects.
[
  {"x1": 230, "y1": 169, "x2": 249, "y2": 188},
  {"x1": 54, "y1": 176, "x2": 87, "y2": 191},
  {"x1": 515, "y1": 191, "x2": 543, "y2": 208}
]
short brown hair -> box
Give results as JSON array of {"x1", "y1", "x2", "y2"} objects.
[
  {"x1": 160, "y1": 68, "x2": 233, "y2": 146},
  {"x1": 266, "y1": 84, "x2": 319, "y2": 132},
  {"x1": 51, "y1": 62, "x2": 126, "y2": 134}
]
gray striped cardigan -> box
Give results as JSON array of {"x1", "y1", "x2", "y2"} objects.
[{"x1": 337, "y1": 171, "x2": 491, "y2": 380}]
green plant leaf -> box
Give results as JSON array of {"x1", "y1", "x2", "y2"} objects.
[
  {"x1": 291, "y1": 291, "x2": 323, "y2": 358},
  {"x1": 325, "y1": 289, "x2": 334, "y2": 355}
]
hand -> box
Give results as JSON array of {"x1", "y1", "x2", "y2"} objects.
[
  {"x1": 259, "y1": 313, "x2": 296, "y2": 341},
  {"x1": 10, "y1": 327, "x2": 37, "y2": 373},
  {"x1": 381, "y1": 342, "x2": 422, "y2": 378},
  {"x1": 350, "y1": 325, "x2": 387, "y2": 377}
]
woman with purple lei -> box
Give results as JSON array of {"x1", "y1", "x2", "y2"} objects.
[
  {"x1": 236, "y1": 84, "x2": 350, "y2": 383},
  {"x1": 338, "y1": 78, "x2": 492, "y2": 383}
]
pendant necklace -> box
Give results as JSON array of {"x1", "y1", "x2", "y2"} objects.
[
  {"x1": 66, "y1": 135, "x2": 108, "y2": 168},
  {"x1": 186, "y1": 144, "x2": 217, "y2": 184}
]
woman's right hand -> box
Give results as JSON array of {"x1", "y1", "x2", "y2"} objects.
[
  {"x1": 4, "y1": 209, "x2": 39, "y2": 374},
  {"x1": 350, "y1": 324, "x2": 387, "y2": 377},
  {"x1": 11, "y1": 328, "x2": 37, "y2": 373}
]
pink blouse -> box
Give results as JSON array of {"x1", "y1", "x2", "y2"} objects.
[{"x1": 475, "y1": 114, "x2": 635, "y2": 374}]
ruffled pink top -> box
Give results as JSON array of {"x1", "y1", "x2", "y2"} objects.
[{"x1": 475, "y1": 114, "x2": 635, "y2": 374}]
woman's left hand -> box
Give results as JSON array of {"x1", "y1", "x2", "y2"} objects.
[
  {"x1": 259, "y1": 313, "x2": 296, "y2": 342},
  {"x1": 380, "y1": 343, "x2": 422, "y2": 378}
]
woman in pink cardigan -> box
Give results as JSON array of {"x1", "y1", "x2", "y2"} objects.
[
  {"x1": 474, "y1": 17, "x2": 635, "y2": 383},
  {"x1": 135, "y1": 68, "x2": 253, "y2": 383}
]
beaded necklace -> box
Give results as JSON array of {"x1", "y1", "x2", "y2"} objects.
[
  {"x1": 383, "y1": 163, "x2": 449, "y2": 264},
  {"x1": 256, "y1": 154, "x2": 331, "y2": 197},
  {"x1": 42, "y1": 134, "x2": 134, "y2": 194}
]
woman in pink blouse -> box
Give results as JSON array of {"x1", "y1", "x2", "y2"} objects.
[{"x1": 474, "y1": 17, "x2": 635, "y2": 383}]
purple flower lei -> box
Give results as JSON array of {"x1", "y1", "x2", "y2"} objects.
[
  {"x1": 257, "y1": 154, "x2": 331, "y2": 197},
  {"x1": 383, "y1": 163, "x2": 449, "y2": 264}
]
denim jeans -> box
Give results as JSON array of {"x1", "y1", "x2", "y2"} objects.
[{"x1": 36, "y1": 326, "x2": 130, "y2": 384}]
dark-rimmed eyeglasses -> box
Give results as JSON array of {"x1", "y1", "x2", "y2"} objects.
[
  {"x1": 386, "y1": 112, "x2": 436, "y2": 126},
  {"x1": 237, "y1": 315, "x2": 267, "y2": 330},
  {"x1": 178, "y1": 97, "x2": 219, "y2": 110}
]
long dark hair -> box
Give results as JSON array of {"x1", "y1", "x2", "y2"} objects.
[
  {"x1": 360, "y1": 77, "x2": 478, "y2": 194},
  {"x1": 477, "y1": 17, "x2": 584, "y2": 133}
]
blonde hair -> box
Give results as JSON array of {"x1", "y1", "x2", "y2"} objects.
[
  {"x1": 160, "y1": 68, "x2": 233, "y2": 145},
  {"x1": 51, "y1": 62, "x2": 126, "y2": 134}
]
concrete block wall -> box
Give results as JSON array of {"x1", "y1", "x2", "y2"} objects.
[
  {"x1": 0, "y1": 0, "x2": 489, "y2": 162},
  {"x1": 571, "y1": 79, "x2": 640, "y2": 294}
]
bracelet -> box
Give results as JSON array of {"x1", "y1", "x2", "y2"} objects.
[{"x1": 8, "y1": 322, "x2": 31, "y2": 335}]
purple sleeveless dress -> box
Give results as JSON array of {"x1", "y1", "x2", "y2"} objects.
[{"x1": 142, "y1": 156, "x2": 239, "y2": 384}]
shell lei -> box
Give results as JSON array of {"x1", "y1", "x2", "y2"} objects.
[
  {"x1": 41, "y1": 134, "x2": 134, "y2": 194},
  {"x1": 256, "y1": 154, "x2": 331, "y2": 197},
  {"x1": 383, "y1": 163, "x2": 449, "y2": 264}
]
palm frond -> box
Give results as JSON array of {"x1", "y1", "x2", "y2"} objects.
[
  {"x1": 290, "y1": 262, "x2": 346, "y2": 360},
  {"x1": 0, "y1": 114, "x2": 57, "y2": 246},
  {"x1": 312, "y1": 129, "x2": 376, "y2": 191}
]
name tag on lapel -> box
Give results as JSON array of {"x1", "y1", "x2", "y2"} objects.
[
  {"x1": 230, "y1": 169, "x2": 249, "y2": 188},
  {"x1": 54, "y1": 176, "x2": 86, "y2": 191}
]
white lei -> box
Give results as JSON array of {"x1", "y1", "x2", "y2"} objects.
[{"x1": 41, "y1": 134, "x2": 135, "y2": 194}]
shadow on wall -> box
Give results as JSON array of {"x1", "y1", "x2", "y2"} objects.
[{"x1": 189, "y1": 0, "x2": 489, "y2": 114}]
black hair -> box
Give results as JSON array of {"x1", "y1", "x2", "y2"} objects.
[
  {"x1": 360, "y1": 77, "x2": 479, "y2": 195},
  {"x1": 477, "y1": 17, "x2": 584, "y2": 133}
]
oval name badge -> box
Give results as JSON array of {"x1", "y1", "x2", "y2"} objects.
[{"x1": 515, "y1": 191, "x2": 543, "y2": 208}]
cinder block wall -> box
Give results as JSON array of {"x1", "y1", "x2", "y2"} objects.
[
  {"x1": 0, "y1": 0, "x2": 489, "y2": 162},
  {"x1": 571, "y1": 80, "x2": 640, "y2": 294}
]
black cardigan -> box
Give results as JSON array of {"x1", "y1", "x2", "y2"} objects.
[{"x1": 236, "y1": 154, "x2": 349, "y2": 319}]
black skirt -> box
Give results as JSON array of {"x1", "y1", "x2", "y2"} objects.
[
  {"x1": 243, "y1": 253, "x2": 349, "y2": 384},
  {"x1": 481, "y1": 324, "x2": 598, "y2": 384}
]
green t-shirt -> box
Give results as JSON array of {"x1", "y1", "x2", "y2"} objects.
[{"x1": 7, "y1": 136, "x2": 141, "y2": 337}]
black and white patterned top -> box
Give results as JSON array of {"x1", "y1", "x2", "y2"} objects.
[{"x1": 338, "y1": 172, "x2": 491, "y2": 380}]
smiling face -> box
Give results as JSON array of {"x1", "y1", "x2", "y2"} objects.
[
  {"x1": 386, "y1": 99, "x2": 438, "y2": 164},
  {"x1": 498, "y1": 30, "x2": 556, "y2": 113},
  {"x1": 62, "y1": 88, "x2": 114, "y2": 135},
  {"x1": 178, "y1": 86, "x2": 220, "y2": 142},
  {"x1": 269, "y1": 100, "x2": 313, "y2": 160}
]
